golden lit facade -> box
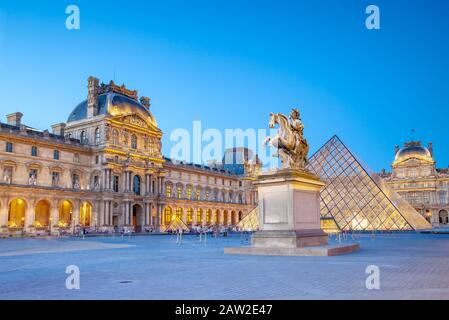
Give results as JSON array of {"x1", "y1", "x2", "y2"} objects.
[
  {"x1": 0, "y1": 77, "x2": 256, "y2": 236},
  {"x1": 380, "y1": 141, "x2": 449, "y2": 226}
]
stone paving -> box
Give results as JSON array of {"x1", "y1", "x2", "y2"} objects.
[{"x1": 0, "y1": 232, "x2": 449, "y2": 300}]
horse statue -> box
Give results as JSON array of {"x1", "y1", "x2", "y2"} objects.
[{"x1": 263, "y1": 109, "x2": 309, "y2": 170}]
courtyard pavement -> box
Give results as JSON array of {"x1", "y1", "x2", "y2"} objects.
[{"x1": 0, "y1": 232, "x2": 449, "y2": 300}]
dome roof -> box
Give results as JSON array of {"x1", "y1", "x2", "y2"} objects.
[
  {"x1": 394, "y1": 142, "x2": 433, "y2": 165},
  {"x1": 67, "y1": 91, "x2": 158, "y2": 127}
]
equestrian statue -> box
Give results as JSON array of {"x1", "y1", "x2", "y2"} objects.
[{"x1": 263, "y1": 107, "x2": 309, "y2": 170}]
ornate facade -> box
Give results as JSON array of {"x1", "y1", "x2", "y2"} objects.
[
  {"x1": 0, "y1": 77, "x2": 257, "y2": 236},
  {"x1": 380, "y1": 141, "x2": 449, "y2": 227}
]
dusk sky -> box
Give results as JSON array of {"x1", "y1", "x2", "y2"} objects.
[{"x1": 0, "y1": 0, "x2": 448, "y2": 171}]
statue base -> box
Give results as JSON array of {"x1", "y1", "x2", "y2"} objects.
[
  {"x1": 225, "y1": 168, "x2": 359, "y2": 256},
  {"x1": 254, "y1": 168, "x2": 328, "y2": 247}
]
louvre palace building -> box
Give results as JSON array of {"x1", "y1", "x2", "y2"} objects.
[
  {"x1": 380, "y1": 141, "x2": 449, "y2": 227},
  {"x1": 0, "y1": 77, "x2": 258, "y2": 236}
]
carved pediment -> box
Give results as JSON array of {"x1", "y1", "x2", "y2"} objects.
[{"x1": 122, "y1": 114, "x2": 149, "y2": 129}]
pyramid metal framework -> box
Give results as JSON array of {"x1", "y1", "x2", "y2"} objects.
[
  {"x1": 164, "y1": 217, "x2": 190, "y2": 232},
  {"x1": 236, "y1": 207, "x2": 259, "y2": 231},
  {"x1": 306, "y1": 135, "x2": 431, "y2": 231}
]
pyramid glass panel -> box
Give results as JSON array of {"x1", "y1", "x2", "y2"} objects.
[
  {"x1": 306, "y1": 135, "x2": 431, "y2": 231},
  {"x1": 236, "y1": 207, "x2": 259, "y2": 231}
]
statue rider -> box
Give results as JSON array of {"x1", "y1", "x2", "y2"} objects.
[{"x1": 289, "y1": 108, "x2": 304, "y2": 151}]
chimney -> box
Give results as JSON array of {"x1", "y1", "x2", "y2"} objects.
[
  {"x1": 140, "y1": 96, "x2": 151, "y2": 109},
  {"x1": 428, "y1": 142, "x2": 433, "y2": 156},
  {"x1": 394, "y1": 145, "x2": 399, "y2": 155},
  {"x1": 6, "y1": 112, "x2": 23, "y2": 127},
  {"x1": 87, "y1": 76, "x2": 100, "y2": 118},
  {"x1": 51, "y1": 123, "x2": 66, "y2": 136}
]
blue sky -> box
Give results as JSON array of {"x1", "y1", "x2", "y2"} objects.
[{"x1": 0, "y1": 0, "x2": 448, "y2": 171}]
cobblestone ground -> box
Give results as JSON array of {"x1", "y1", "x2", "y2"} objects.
[{"x1": 0, "y1": 232, "x2": 448, "y2": 300}]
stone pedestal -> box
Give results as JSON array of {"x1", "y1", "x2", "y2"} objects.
[
  {"x1": 252, "y1": 168, "x2": 328, "y2": 248},
  {"x1": 225, "y1": 168, "x2": 359, "y2": 256}
]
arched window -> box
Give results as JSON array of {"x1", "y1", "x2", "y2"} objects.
[
  {"x1": 131, "y1": 134, "x2": 137, "y2": 149},
  {"x1": 80, "y1": 131, "x2": 87, "y2": 144},
  {"x1": 8, "y1": 198, "x2": 26, "y2": 228},
  {"x1": 176, "y1": 207, "x2": 183, "y2": 220},
  {"x1": 164, "y1": 207, "x2": 172, "y2": 224},
  {"x1": 166, "y1": 184, "x2": 172, "y2": 198},
  {"x1": 112, "y1": 129, "x2": 119, "y2": 145},
  {"x1": 177, "y1": 185, "x2": 183, "y2": 199},
  {"x1": 186, "y1": 186, "x2": 192, "y2": 199},
  {"x1": 197, "y1": 208, "x2": 203, "y2": 224},
  {"x1": 206, "y1": 209, "x2": 212, "y2": 224},
  {"x1": 133, "y1": 175, "x2": 141, "y2": 195},
  {"x1": 187, "y1": 208, "x2": 193, "y2": 224},
  {"x1": 95, "y1": 128, "x2": 100, "y2": 145}
]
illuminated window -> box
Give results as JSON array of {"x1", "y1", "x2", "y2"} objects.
[
  {"x1": 176, "y1": 207, "x2": 183, "y2": 220},
  {"x1": 177, "y1": 186, "x2": 182, "y2": 199},
  {"x1": 197, "y1": 208, "x2": 203, "y2": 223},
  {"x1": 164, "y1": 207, "x2": 172, "y2": 224},
  {"x1": 187, "y1": 208, "x2": 193, "y2": 224},
  {"x1": 166, "y1": 185, "x2": 172, "y2": 198},
  {"x1": 58, "y1": 200, "x2": 72, "y2": 227},
  {"x1": 205, "y1": 189, "x2": 210, "y2": 200},
  {"x1": 186, "y1": 186, "x2": 192, "y2": 199},
  {"x1": 214, "y1": 210, "x2": 220, "y2": 224},
  {"x1": 8, "y1": 199, "x2": 26, "y2": 228},
  {"x1": 206, "y1": 209, "x2": 212, "y2": 224}
]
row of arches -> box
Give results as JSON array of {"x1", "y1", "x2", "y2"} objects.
[
  {"x1": 163, "y1": 206, "x2": 242, "y2": 226},
  {"x1": 7, "y1": 198, "x2": 92, "y2": 228}
]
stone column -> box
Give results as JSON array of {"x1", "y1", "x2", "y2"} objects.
[
  {"x1": 25, "y1": 205, "x2": 35, "y2": 231},
  {"x1": 72, "y1": 203, "x2": 80, "y2": 231},
  {"x1": 160, "y1": 177, "x2": 165, "y2": 195},
  {"x1": 193, "y1": 207, "x2": 198, "y2": 226},
  {"x1": 0, "y1": 202, "x2": 9, "y2": 227},
  {"x1": 51, "y1": 204, "x2": 58, "y2": 227},
  {"x1": 156, "y1": 204, "x2": 162, "y2": 230},
  {"x1": 109, "y1": 201, "x2": 113, "y2": 227},
  {"x1": 143, "y1": 202, "x2": 149, "y2": 226},
  {"x1": 104, "y1": 201, "x2": 110, "y2": 225},
  {"x1": 145, "y1": 174, "x2": 151, "y2": 195},
  {"x1": 122, "y1": 171, "x2": 128, "y2": 192}
]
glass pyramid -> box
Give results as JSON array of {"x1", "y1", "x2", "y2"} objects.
[
  {"x1": 236, "y1": 207, "x2": 259, "y2": 231},
  {"x1": 306, "y1": 135, "x2": 431, "y2": 231},
  {"x1": 164, "y1": 217, "x2": 190, "y2": 233}
]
